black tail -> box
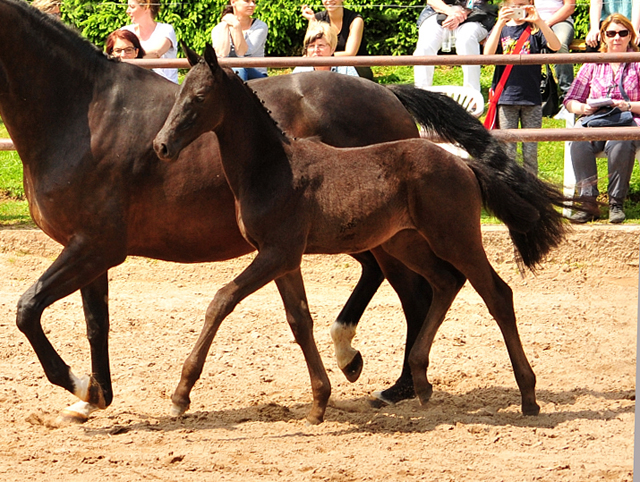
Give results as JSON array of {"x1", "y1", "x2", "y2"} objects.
[{"x1": 388, "y1": 84, "x2": 569, "y2": 270}]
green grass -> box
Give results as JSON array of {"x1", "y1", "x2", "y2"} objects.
[{"x1": 2, "y1": 65, "x2": 640, "y2": 226}]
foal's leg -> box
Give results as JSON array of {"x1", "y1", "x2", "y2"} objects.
[
  {"x1": 381, "y1": 232, "x2": 467, "y2": 405},
  {"x1": 16, "y1": 242, "x2": 122, "y2": 415},
  {"x1": 331, "y1": 251, "x2": 384, "y2": 382},
  {"x1": 171, "y1": 249, "x2": 305, "y2": 417},
  {"x1": 275, "y1": 269, "x2": 331, "y2": 424},
  {"x1": 369, "y1": 248, "x2": 433, "y2": 404},
  {"x1": 417, "y1": 213, "x2": 539, "y2": 415}
]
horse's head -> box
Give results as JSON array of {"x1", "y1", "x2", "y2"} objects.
[{"x1": 154, "y1": 44, "x2": 227, "y2": 162}]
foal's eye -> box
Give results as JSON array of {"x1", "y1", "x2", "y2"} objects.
[{"x1": 193, "y1": 95, "x2": 205, "y2": 104}]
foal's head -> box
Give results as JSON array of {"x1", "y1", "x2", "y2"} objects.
[{"x1": 155, "y1": 44, "x2": 230, "y2": 162}]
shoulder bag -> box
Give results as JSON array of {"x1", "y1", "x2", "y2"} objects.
[
  {"x1": 484, "y1": 25, "x2": 531, "y2": 130},
  {"x1": 581, "y1": 64, "x2": 635, "y2": 127}
]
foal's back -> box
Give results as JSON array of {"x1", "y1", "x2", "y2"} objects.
[{"x1": 275, "y1": 137, "x2": 483, "y2": 255}]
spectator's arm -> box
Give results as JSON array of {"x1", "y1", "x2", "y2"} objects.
[
  {"x1": 427, "y1": 0, "x2": 467, "y2": 28},
  {"x1": 586, "y1": 0, "x2": 602, "y2": 48},
  {"x1": 211, "y1": 22, "x2": 232, "y2": 58},
  {"x1": 483, "y1": 8, "x2": 509, "y2": 55},
  {"x1": 243, "y1": 22, "x2": 268, "y2": 57},
  {"x1": 544, "y1": 0, "x2": 575, "y2": 27},
  {"x1": 142, "y1": 37, "x2": 172, "y2": 58},
  {"x1": 333, "y1": 16, "x2": 364, "y2": 57}
]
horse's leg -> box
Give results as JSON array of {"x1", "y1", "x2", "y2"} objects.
[
  {"x1": 381, "y1": 232, "x2": 466, "y2": 405},
  {"x1": 413, "y1": 205, "x2": 539, "y2": 415},
  {"x1": 369, "y1": 247, "x2": 433, "y2": 404},
  {"x1": 331, "y1": 251, "x2": 384, "y2": 383},
  {"x1": 16, "y1": 243, "x2": 122, "y2": 412},
  {"x1": 460, "y1": 263, "x2": 539, "y2": 415},
  {"x1": 275, "y1": 269, "x2": 331, "y2": 424},
  {"x1": 59, "y1": 272, "x2": 111, "y2": 422},
  {"x1": 170, "y1": 249, "x2": 301, "y2": 417}
]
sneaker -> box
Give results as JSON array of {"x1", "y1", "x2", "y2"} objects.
[
  {"x1": 570, "y1": 210, "x2": 600, "y2": 224},
  {"x1": 609, "y1": 204, "x2": 625, "y2": 223}
]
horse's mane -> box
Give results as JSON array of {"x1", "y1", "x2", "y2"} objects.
[
  {"x1": 5, "y1": 0, "x2": 107, "y2": 77},
  {"x1": 222, "y1": 66, "x2": 292, "y2": 145}
]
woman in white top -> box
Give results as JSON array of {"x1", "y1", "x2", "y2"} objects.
[
  {"x1": 211, "y1": 0, "x2": 269, "y2": 81},
  {"x1": 292, "y1": 21, "x2": 359, "y2": 77},
  {"x1": 122, "y1": 0, "x2": 178, "y2": 83}
]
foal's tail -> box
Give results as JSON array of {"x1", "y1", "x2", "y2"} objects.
[{"x1": 388, "y1": 84, "x2": 569, "y2": 271}]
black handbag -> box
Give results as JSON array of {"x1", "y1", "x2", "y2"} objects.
[
  {"x1": 581, "y1": 63, "x2": 636, "y2": 127},
  {"x1": 540, "y1": 65, "x2": 560, "y2": 118},
  {"x1": 581, "y1": 107, "x2": 635, "y2": 127}
]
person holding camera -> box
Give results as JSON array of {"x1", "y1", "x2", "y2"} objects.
[
  {"x1": 413, "y1": 0, "x2": 497, "y2": 94},
  {"x1": 483, "y1": 0, "x2": 560, "y2": 175}
]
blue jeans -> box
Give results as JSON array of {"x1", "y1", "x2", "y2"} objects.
[{"x1": 233, "y1": 68, "x2": 267, "y2": 81}]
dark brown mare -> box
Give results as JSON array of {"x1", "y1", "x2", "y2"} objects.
[
  {"x1": 1, "y1": 0, "x2": 521, "y2": 420},
  {"x1": 154, "y1": 46, "x2": 569, "y2": 424}
]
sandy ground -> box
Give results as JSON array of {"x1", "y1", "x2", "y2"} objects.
[{"x1": 0, "y1": 226, "x2": 637, "y2": 481}]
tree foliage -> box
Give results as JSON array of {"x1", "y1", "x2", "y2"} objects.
[
  {"x1": 54, "y1": 0, "x2": 423, "y2": 56},
  {"x1": 48, "y1": 1, "x2": 591, "y2": 57}
]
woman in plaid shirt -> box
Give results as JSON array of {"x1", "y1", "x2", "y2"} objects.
[{"x1": 564, "y1": 13, "x2": 640, "y2": 224}]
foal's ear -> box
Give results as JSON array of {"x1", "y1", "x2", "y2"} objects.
[
  {"x1": 204, "y1": 44, "x2": 220, "y2": 73},
  {"x1": 182, "y1": 41, "x2": 201, "y2": 67}
]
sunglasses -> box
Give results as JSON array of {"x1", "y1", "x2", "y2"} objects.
[{"x1": 605, "y1": 29, "x2": 630, "y2": 38}]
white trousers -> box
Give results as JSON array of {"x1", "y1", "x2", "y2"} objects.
[{"x1": 413, "y1": 14, "x2": 488, "y2": 92}]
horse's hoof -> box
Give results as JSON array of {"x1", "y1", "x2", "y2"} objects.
[
  {"x1": 369, "y1": 380, "x2": 416, "y2": 407},
  {"x1": 341, "y1": 351, "x2": 363, "y2": 383},
  {"x1": 522, "y1": 402, "x2": 541, "y2": 416},
  {"x1": 170, "y1": 402, "x2": 189, "y2": 417},
  {"x1": 57, "y1": 409, "x2": 89, "y2": 424},
  {"x1": 415, "y1": 385, "x2": 433, "y2": 406},
  {"x1": 305, "y1": 414, "x2": 324, "y2": 425}
]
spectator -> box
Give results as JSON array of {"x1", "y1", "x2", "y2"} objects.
[
  {"x1": 122, "y1": 0, "x2": 178, "y2": 83},
  {"x1": 301, "y1": 0, "x2": 373, "y2": 80},
  {"x1": 413, "y1": 0, "x2": 497, "y2": 94},
  {"x1": 292, "y1": 21, "x2": 359, "y2": 76},
  {"x1": 484, "y1": 0, "x2": 560, "y2": 175},
  {"x1": 211, "y1": 0, "x2": 268, "y2": 81},
  {"x1": 534, "y1": 0, "x2": 575, "y2": 101},
  {"x1": 586, "y1": 0, "x2": 640, "y2": 50},
  {"x1": 106, "y1": 29, "x2": 146, "y2": 60},
  {"x1": 564, "y1": 13, "x2": 640, "y2": 223},
  {"x1": 32, "y1": 0, "x2": 61, "y2": 17}
]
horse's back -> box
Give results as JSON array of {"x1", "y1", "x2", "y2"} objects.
[{"x1": 251, "y1": 72, "x2": 420, "y2": 146}]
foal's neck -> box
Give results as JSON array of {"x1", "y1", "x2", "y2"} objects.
[{"x1": 215, "y1": 72, "x2": 292, "y2": 191}]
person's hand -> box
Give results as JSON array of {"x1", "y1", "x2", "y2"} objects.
[
  {"x1": 301, "y1": 5, "x2": 315, "y2": 21},
  {"x1": 441, "y1": 5, "x2": 466, "y2": 29},
  {"x1": 586, "y1": 28, "x2": 600, "y2": 48},
  {"x1": 581, "y1": 103, "x2": 599, "y2": 115},
  {"x1": 523, "y1": 5, "x2": 541, "y2": 24},
  {"x1": 222, "y1": 13, "x2": 240, "y2": 28},
  {"x1": 612, "y1": 99, "x2": 633, "y2": 111},
  {"x1": 497, "y1": 6, "x2": 513, "y2": 25}
]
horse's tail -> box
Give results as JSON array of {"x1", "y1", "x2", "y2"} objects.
[{"x1": 387, "y1": 84, "x2": 569, "y2": 271}]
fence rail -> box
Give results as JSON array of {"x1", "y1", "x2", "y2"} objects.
[{"x1": 3, "y1": 52, "x2": 640, "y2": 151}]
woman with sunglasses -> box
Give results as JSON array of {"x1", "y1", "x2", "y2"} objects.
[{"x1": 564, "y1": 13, "x2": 640, "y2": 223}]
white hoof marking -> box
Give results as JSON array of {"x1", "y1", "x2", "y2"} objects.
[
  {"x1": 70, "y1": 372, "x2": 91, "y2": 401},
  {"x1": 330, "y1": 322, "x2": 358, "y2": 370}
]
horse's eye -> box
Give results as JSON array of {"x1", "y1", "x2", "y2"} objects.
[{"x1": 193, "y1": 95, "x2": 205, "y2": 104}]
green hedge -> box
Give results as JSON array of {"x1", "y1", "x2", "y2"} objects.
[{"x1": 54, "y1": 1, "x2": 589, "y2": 57}]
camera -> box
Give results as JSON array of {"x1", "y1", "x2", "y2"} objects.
[{"x1": 510, "y1": 7, "x2": 526, "y2": 20}]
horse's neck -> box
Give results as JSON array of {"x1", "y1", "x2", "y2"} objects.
[
  {"x1": 0, "y1": 2, "x2": 106, "y2": 159},
  {"x1": 215, "y1": 75, "x2": 292, "y2": 193}
]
